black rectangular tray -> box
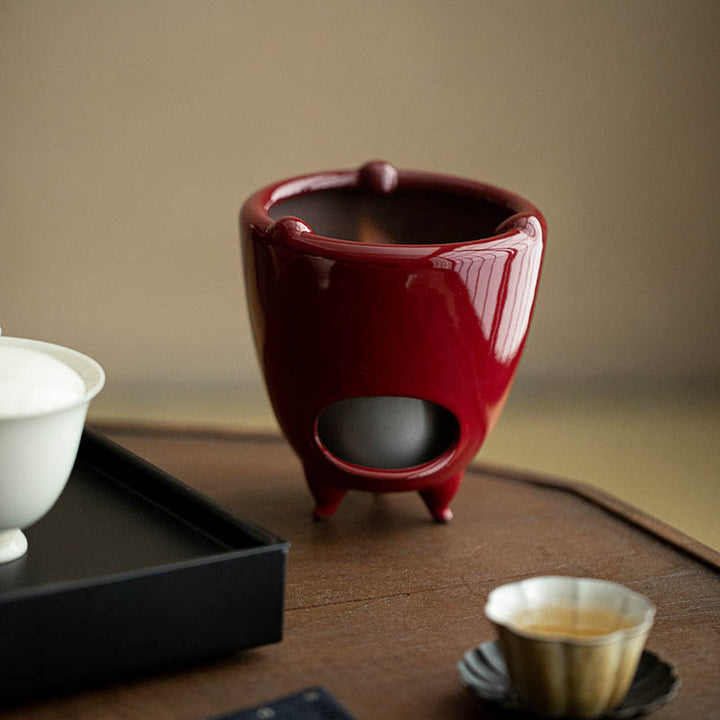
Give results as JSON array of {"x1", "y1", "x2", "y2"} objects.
[{"x1": 0, "y1": 429, "x2": 289, "y2": 705}]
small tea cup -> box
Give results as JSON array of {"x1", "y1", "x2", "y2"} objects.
[{"x1": 485, "y1": 576, "x2": 656, "y2": 718}]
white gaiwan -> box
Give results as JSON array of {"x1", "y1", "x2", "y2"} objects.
[{"x1": 0, "y1": 335, "x2": 105, "y2": 563}]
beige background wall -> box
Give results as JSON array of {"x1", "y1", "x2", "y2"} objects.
[{"x1": 1, "y1": 2, "x2": 718, "y2": 542}]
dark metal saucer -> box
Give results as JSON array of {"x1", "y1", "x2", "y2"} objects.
[{"x1": 458, "y1": 641, "x2": 681, "y2": 718}]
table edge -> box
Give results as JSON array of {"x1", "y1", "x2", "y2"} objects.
[
  {"x1": 89, "y1": 420, "x2": 720, "y2": 572},
  {"x1": 468, "y1": 460, "x2": 720, "y2": 571}
]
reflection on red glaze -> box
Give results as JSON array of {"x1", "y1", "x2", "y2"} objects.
[{"x1": 240, "y1": 162, "x2": 546, "y2": 522}]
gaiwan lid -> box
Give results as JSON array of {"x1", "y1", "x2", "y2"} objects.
[{"x1": 0, "y1": 339, "x2": 86, "y2": 417}]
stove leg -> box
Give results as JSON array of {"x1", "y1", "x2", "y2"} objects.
[
  {"x1": 419, "y1": 473, "x2": 463, "y2": 523},
  {"x1": 305, "y1": 473, "x2": 347, "y2": 520}
]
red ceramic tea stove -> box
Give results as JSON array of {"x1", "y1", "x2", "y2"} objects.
[{"x1": 241, "y1": 161, "x2": 546, "y2": 522}]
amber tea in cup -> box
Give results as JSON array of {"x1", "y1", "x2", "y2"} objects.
[{"x1": 511, "y1": 605, "x2": 638, "y2": 639}]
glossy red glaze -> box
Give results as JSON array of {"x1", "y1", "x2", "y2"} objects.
[{"x1": 240, "y1": 161, "x2": 546, "y2": 522}]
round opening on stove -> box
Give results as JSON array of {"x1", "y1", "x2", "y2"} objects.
[
  {"x1": 268, "y1": 187, "x2": 513, "y2": 245},
  {"x1": 316, "y1": 396, "x2": 459, "y2": 470}
]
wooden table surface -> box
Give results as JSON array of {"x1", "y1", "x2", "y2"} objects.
[{"x1": 6, "y1": 426, "x2": 719, "y2": 720}]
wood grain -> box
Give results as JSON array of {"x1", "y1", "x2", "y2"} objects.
[{"x1": 5, "y1": 426, "x2": 718, "y2": 719}]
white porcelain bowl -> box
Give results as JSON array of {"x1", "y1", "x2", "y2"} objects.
[
  {"x1": 0, "y1": 336, "x2": 105, "y2": 563},
  {"x1": 485, "y1": 576, "x2": 656, "y2": 718}
]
